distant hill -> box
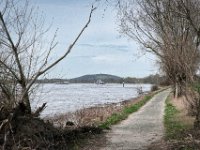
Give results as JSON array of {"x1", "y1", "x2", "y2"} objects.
[
  {"x1": 69, "y1": 74, "x2": 123, "y2": 83},
  {"x1": 36, "y1": 74, "x2": 167, "y2": 84}
]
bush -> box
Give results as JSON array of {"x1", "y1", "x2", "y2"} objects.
[
  {"x1": 151, "y1": 85, "x2": 159, "y2": 92},
  {"x1": 159, "y1": 80, "x2": 170, "y2": 86}
]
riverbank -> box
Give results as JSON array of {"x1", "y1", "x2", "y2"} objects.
[
  {"x1": 46, "y1": 94, "x2": 147, "y2": 128},
  {"x1": 0, "y1": 86, "x2": 164, "y2": 149},
  {"x1": 74, "y1": 88, "x2": 169, "y2": 149},
  {"x1": 40, "y1": 88, "x2": 165, "y2": 149},
  {"x1": 47, "y1": 86, "x2": 167, "y2": 129}
]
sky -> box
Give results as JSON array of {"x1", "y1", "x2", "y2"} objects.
[{"x1": 33, "y1": 0, "x2": 158, "y2": 79}]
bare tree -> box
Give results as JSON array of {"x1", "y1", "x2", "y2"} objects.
[
  {"x1": 116, "y1": 0, "x2": 200, "y2": 128},
  {"x1": 118, "y1": 0, "x2": 200, "y2": 98},
  {"x1": 0, "y1": 0, "x2": 96, "y2": 114},
  {"x1": 96, "y1": 0, "x2": 200, "y2": 128}
]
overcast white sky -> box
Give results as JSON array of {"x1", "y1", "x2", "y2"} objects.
[{"x1": 34, "y1": 0, "x2": 158, "y2": 79}]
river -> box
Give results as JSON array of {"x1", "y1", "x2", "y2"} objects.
[{"x1": 31, "y1": 83, "x2": 152, "y2": 117}]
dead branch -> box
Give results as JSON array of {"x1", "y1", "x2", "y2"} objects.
[
  {"x1": 22, "y1": 6, "x2": 96, "y2": 101},
  {"x1": 0, "y1": 119, "x2": 8, "y2": 131},
  {"x1": 33, "y1": 103, "x2": 47, "y2": 117}
]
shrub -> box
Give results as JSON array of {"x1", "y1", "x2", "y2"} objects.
[{"x1": 151, "y1": 85, "x2": 159, "y2": 92}]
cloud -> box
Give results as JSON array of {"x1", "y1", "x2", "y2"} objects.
[
  {"x1": 91, "y1": 54, "x2": 128, "y2": 64},
  {"x1": 79, "y1": 43, "x2": 129, "y2": 52},
  {"x1": 34, "y1": 0, "x2": 156, "y2": 78},
  {"x1": 70, "y1": 55, "x2": 96, "y2": 58},
  {"x1": 79, "y1": 44, "x2": 95, "y2": 47}
]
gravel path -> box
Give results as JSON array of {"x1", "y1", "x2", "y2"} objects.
[{"x1": 100, "y1": 89, "x2": 170, "y2": 150}]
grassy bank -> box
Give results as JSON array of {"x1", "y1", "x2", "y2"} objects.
[
  {"x1": 162, "y1": 95, "x2": 200, "y2": 149},
  {"x1": 164, "y1": 96, "x2": 189, "y2": 140},
  {"x1": 50, "y1": 88, "x2": 166, "y2": 128},
  {"x1": 99, "y1": 92, "x2": 158, "y2": 129}
]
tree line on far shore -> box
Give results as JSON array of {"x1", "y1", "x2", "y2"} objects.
[{"x1": 36, "y1": 74, "x2": 168, "y2": 84}]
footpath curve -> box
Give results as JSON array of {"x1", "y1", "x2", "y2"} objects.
[{"x1": 101, "y1": 89, "x2": 170, "y2": 150}]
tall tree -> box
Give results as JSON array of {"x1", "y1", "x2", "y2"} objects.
[{"x1": 118, "y1": 0, "x2": 200, "y2": 97}]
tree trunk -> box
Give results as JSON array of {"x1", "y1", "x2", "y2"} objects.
[
  {"x1": 175, "y1": 82, "x2": 178, "y2": 99},
  {"x1": 194, "y1": 115, "x2": 200, "y2": 129},
  {"x1": 23, "y1": 92, "x2": 31, "y2": 114},
  {"x1": 21, "y1": 86, "x2": 31, "y2": 114},
  {"x1": 194, "y1": 91, "x2": 200, "y2": 129},
  {"x1": 174, "y1": 82, "x2": 183, "y2": 98}
]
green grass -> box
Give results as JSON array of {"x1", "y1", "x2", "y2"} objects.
[
  {"x1": 99, "y1": 94, "x2": 155, "y2": 129},
  {"x1": 164, "y1": 96, "x2": 188, "y2": 140}
]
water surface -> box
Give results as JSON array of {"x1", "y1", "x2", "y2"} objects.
[{"x1": 31, "y1": 83, "x2": 152, "y2": 117}]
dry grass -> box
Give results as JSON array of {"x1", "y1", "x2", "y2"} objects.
[
  {"x1": 46, "y1": 95, "x2": 145, "y2": 128},
  {"x1": 171, "y1": 96, "x2": 195, "y2": 128}
]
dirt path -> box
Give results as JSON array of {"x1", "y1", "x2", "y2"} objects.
[{"x1": 100, "y1": 89, "x2": 170, "y2": 150}]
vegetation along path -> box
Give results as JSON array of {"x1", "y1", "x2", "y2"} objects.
[{"x1": 101, "y1": 89, "x2": 171, "y2": 150}]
